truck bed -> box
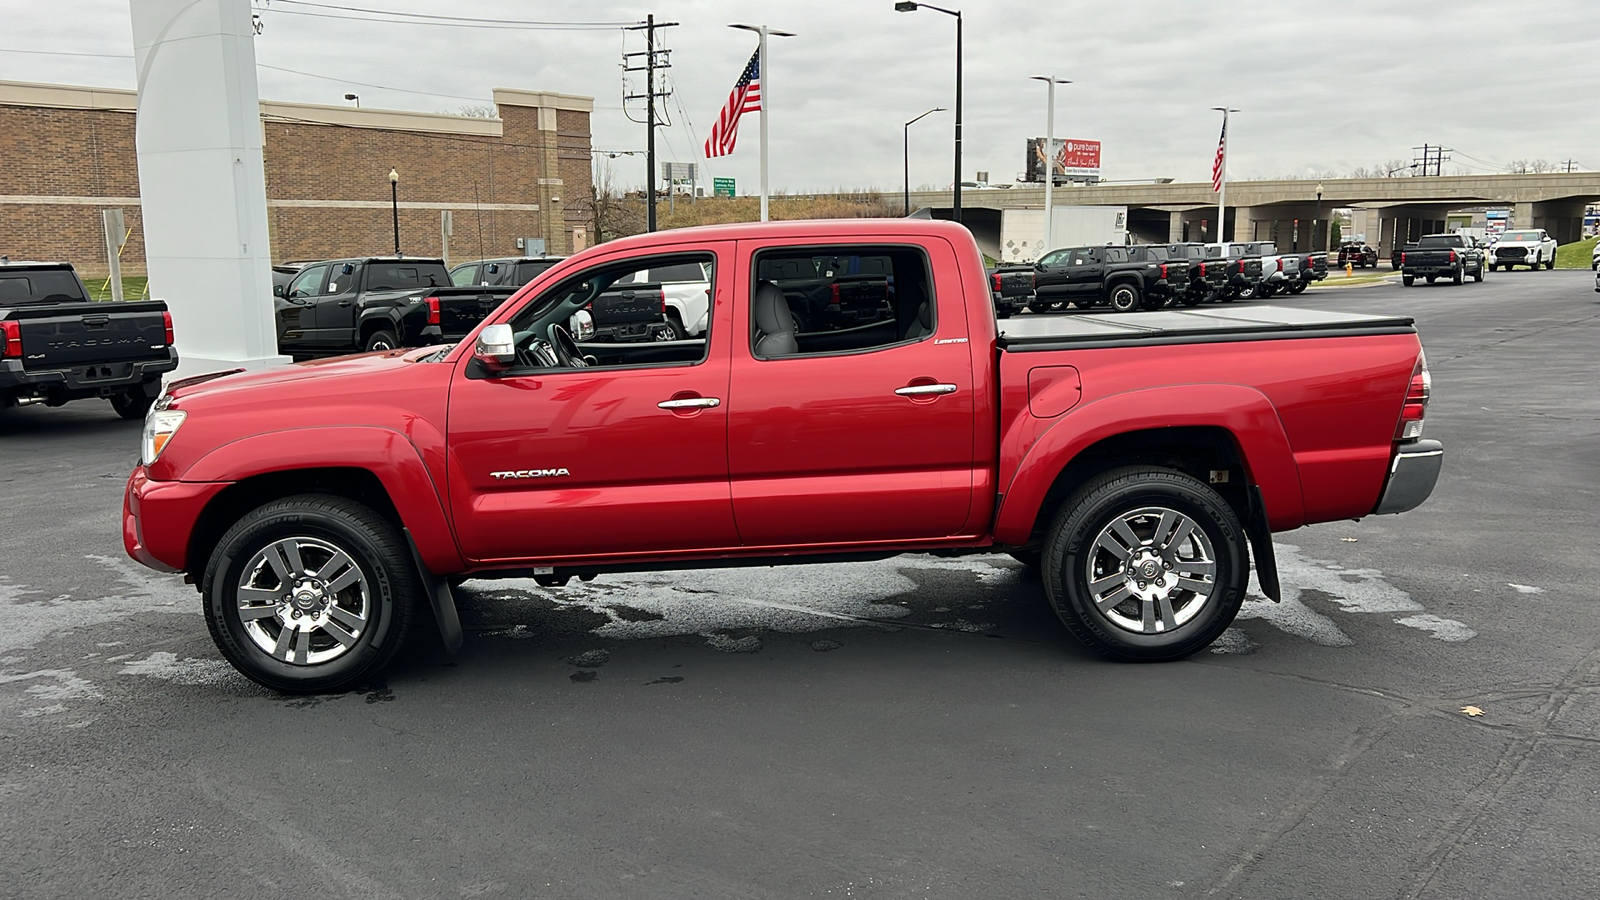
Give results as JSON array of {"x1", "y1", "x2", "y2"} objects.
[{"x1": 997, "y1": 306, "x2": 1414, "y2": 350}]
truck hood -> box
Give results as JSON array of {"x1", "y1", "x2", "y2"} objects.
[
  {"x1": 166, "y1": 347, "x2": 441, "y2": 405},
  {"x1": 1493, "y1": 240, "x2": 1540, "y2": 248}
]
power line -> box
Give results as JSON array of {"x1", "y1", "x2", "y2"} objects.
[
  {"x1": 0, "y1": 47, "x2": 132, "y2": 58},
  {"x1": 268, "y1": 1, "x2": 636, "y2": 27},
  {"x1": 257, "y1": 63, "x2": 487, "y2": 103},
  {"x1": 258, "y1": 3, "x2": 636, "y2": 31}
]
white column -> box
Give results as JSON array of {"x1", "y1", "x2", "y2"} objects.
[
  {"x1": 758, "y1": 27, "x2": 770, "y2": 223},
  {"x1": 131, "y1": 0, "x2": 287, "y2": 377}
]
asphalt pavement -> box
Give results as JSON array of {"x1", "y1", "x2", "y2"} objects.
[{"x1": 3, "y1": 269, "x2": 1597, "y2": 899}]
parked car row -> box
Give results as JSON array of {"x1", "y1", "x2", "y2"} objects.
[{"x1": 986, "y1": 240, "x2": 1327, "y2": 315}]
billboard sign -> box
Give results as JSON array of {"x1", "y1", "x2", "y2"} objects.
[{"x1": 1026, "y1": 138, "x2": 1102, "y2": 181}]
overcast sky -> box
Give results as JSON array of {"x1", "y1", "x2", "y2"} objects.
[{"x1": 5, "y1": 0, "x2": 1597, "y2": 193}]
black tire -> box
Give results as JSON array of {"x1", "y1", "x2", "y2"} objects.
[
  {"x1": 1287, "y1": 281, "x2": 1308, "y2": 295},
  {"x1": 1546, "y1": 256, "x2": 1556, "y2": 271},
  {"x1": 1108, "y1": 283, "x2": 1141, "y2": 313},
  {"x1": 1473, "y1": 266, "x2": 1484, "y2": 282},
  {"x1": 1236, "y1": 284, "x2": 1257, "y2": 300},
  {"x1": 1180, "y1": 290, "x2": 1204, "y2": 308},
  {"x1": 202, "y1": 494, "x2": 420, "y2": 693},
  {"x1": 110, "y1": 390, "x2": 154, "y2": 420},
  {"x1": 1042, "y1": 467, "x2": 1248, "y2": 661},
  {"x1": 364, "y1": 329, "x2": 399, "y2": 352},
  {"x1": 1402, "y1": 274, "x2": 1415, "y2": 286},
  {"x1": 1452, "y1": 267, "x2": 1463, "y2": 286},
  {"x1": 663, "y1": 313, "x2": 688, "y2": 339}
]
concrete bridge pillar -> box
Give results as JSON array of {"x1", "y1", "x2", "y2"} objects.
[
  {"x1": 1168, "y1": 213, "x2": 1182, "y2": 243},
  {"x1": 1231, "y1": 206, "x2": 1253, "y2": 243}
]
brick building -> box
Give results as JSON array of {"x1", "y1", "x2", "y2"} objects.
[{"x1": 0, "y1": 79, "x2": 594, "y2": 278}]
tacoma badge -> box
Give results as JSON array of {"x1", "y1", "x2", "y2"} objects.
[{"x1": 490, "y1": 468, "x2": 571, "y2": 480}]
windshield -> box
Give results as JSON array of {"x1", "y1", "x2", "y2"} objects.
[
  {"x1": 1417, "y1": 236, "x2": 1463, "y2": 248},
  {"x1": 0, "y1": 269, "x2": 89, "y2": 304},
  {"x1": 1497, "y1": 231, "x2": 1541, "y2": 242}
]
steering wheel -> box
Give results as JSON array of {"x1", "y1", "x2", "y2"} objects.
[{"x1": 547, "y1": 323, "x2": 588, "y2": 368}]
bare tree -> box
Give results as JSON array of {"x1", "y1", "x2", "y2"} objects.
[
  {"x1": 1506, "y1": 159, "x2": 1557, "y2": 174},
  {"x1": 569, "y1": 162, "x2": 645, "y2": 243},
  {"x1": 457, "y1": 104, "x2": 498, "y2": 118}
]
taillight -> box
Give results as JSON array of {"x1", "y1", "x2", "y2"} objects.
[
  {"x1": 1199, "y1": 262, "x2": 1207, "y2": 277},
  {"x1": 1395, "y1": 351, "x2": 1431, "y2": 441},
  {"x1": 661, "y1": 289, "x2": 667, "y2": 313},
  {"x1": 1449, "y1": 249, "x2": 1457, "y2": 263},
  {"x1": 1159, "y1": 264, "x2": 1168, "y2": 278},
  {"x1": 1401, "y1": 252, "x2": 1407, "y2": 266},
  {"x1": 2, "y1": 320, "x2": 20, "y2": 358},
  {"x1": 1276, "y1": 258, "x2": 1284, "y2": 272},
  {"x1": 829, "y1": 284, "x2": 841, "y2": 306},
  {"x1": 991, "y1": 273, "x2": 1002, "y2": 292},
  {"x1": 1236, "y1": 260, "x2": 1245, "y2": 274},
  {"x1": 162, "y1": 311, "x2": 174, "y2": 345},
  {"x1": 425, "y1": 296, "x2": 441, "y2": 326}
]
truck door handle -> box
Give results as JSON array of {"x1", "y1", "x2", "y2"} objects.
[
  {"x1": 338, "y1": 300, "x2": 353, "y2": 307},
  {"x1": 658, "y1": 397, "x2": 721, "y2": 409},
  {"x1": 894, "y1": 383, "x2": 958, "y2": 397}
]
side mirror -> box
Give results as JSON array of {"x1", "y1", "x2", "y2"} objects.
[
  {"x1": 340, "y1": 263, "x2": 354, "y2": 275},
  {"x1": 273, "y1": 284, "x2": 284, "y2": 297},
  {"x1": 487, "y1": 264, "x2": 500, "y2": 275},
  {"x1": 568, "y1": 308, "x2": 596, "y2": 341},
  {"x1": 473, "y1": 323, "x2": 516, "y2": 371}
]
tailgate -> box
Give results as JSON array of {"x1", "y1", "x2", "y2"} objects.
[
  {"x1": 591, "y1": 287, "x2": 664, "y2": 326},
  {"x1": 427, "y1": 287, "x2": 513, "y2": 338},
  {"x1": 993, "y1": 270, "x2": 1035, "y2": 297},
  {"x1": 9, "y1": 301, "x2": 169, "y2": 368}
]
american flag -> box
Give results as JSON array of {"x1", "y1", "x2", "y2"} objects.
[
  {"x1": 1210, "y1": 121, "x2": 1227, "y2": 192},
  {"x1": 704, "y1": 49, "x2": 761, "y2": 158}
]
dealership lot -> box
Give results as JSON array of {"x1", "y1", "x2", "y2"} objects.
[{"x1": 2, "y1": 271, "x2": 1597, "y2": 898}]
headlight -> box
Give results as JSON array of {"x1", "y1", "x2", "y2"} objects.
[{"x1": 141, "y1": 409, "x2": 187, "y2": 466}]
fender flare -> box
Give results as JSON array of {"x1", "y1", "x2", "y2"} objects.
[
  {"x1": 993, "y1": 383, "x2": 1304, "y2": 545},
  {"x1": 182, "y1": 425, "x2": 464, "y2": 575}
]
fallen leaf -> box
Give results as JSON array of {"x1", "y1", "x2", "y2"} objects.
[{"x1": 1460, "y1": 706, "x2": 1485, "y2": 718}]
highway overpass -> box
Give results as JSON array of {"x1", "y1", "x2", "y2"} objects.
[{"x1": 903, "y1": 173, "x2": 1600, "y2": 258}]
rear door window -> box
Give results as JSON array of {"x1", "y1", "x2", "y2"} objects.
[
  {"x1": 367, "y1": 263, "x2": 449, "y2": 291},
  {"x1": 450, "y1": 264, "x2": 479, "y2": 287}
]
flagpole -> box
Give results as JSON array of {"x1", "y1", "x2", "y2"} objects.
[
  {"x1": 729, "y1": 24, "x2": 794, "y2": 223},
  {"x1": 1212, "y1": 106, "x2": 1238, "y2": 242},
  {"x1": 758, "y1": 25, "x2": 769, "y2": 222}
]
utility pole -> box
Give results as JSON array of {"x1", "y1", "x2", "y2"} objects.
[
  {"x1": 624, "y1": 16, "x2": 677, "y2": 232},
  {"x1": 1562, "y1": 159, "x2": 1578, "y2": 173},
  {"x1": 1412, "y1": 144, "x2": 1452, "y2": 177}
]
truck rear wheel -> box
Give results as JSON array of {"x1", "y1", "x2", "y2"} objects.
[
  {"x1": 1452, "y1": 268, "x2": 1463, "y2": 285},
  {"x1": 202, "y1": 494, "x2": 420, "y2": 693},
  {"x1": 1402, "y1": 275, "x2": 1415, "y2": 286},
  {"x1": 1108, "y1": 284, "x2": 1141, "y2": 313},
  {"x1": 110, "y1": 389, "x2": 154, "y2": 420},
  {"x1": 1042, "y1": 467, "x2": 1248, "y2": 661}
]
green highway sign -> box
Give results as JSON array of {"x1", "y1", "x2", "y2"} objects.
[{"x1": 713, "y1": 177, "x2": 736, "y2": 198}]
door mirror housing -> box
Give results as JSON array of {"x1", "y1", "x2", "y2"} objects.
[
  {"x1": 473, "y1": 323, "x2": 517, "y2": 371},
  {"x1": 273, "y1": 283, "x2": 285, "y2": 297},
  {"x1": 340, "y1": 263, "x2": 354, "y2": 275}
]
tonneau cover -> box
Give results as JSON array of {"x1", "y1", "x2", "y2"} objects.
[{"x1": 998, "y1": 305, "x2": 1415, "y2": 350}]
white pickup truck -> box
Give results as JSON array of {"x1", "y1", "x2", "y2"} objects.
[{"x1": 1489, "y1": 229, "x2": 1558, "y2": 271}]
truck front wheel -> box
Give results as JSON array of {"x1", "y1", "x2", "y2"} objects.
[
  {"x1": 202, "y1": 494, "x2": 420, "y2": 693},
  {"x1": 1042, "y1": 467, "x2": 1248, "y2": 662},
  {"x1": 364, "y1": 329, "x2": 399, "y2": 352}
]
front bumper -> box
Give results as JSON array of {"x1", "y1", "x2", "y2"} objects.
[
  {"x1": 1373, "y1": 440, "x2": 1444, "y2": 515},
  {"x1": 123, "y1": 467, "x2": 231, "y2": 573}
]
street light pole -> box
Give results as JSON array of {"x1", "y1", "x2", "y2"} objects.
[
  {"x1": 388, "y1": 168, "x2": 400, "y2": 255},
  {"x1": 903, "y1": 107, "x2": 945, "y2": 216},
  {"x1": 1315, "y1": 182, "x2": 1325, "y2": 252},
  {"x1": 1030, "y1": 76, "x2": 1070, "y2": 254},
  {"x1": 895, "y1": 2, "x2": 962, "y2": 224}
]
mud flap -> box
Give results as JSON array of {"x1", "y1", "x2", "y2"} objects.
[
  {"x1": 1245, "y1": 486, "x2": 1281, "y2": 602},
  {"x1": 405, "y1": 529, "x2": 462, "y2": 654}
]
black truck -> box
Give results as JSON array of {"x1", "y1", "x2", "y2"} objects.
[
  {"x1": 985, "y1": 265, "x2": 1034, "y2": 318},
  {"x1": 1030, "y1": 245, "x2": 1187, "y2": 313},
  {"x1": 448, "y1": 256, "x2": 566, "y2": 288},
  {"x1": 275, "y1": 257, "x2": 516, "y2": 355},
  {"x1": 0, "y1": 261, "x2": 177, "y2": 419},
  {"x1": 755, "y1": 253, "x2": 895, "y2": 331},
  {"x1": 1401, "y1": 234, "x2": 1485, "y2": 287},
  {"x1": 578, "y1": 283, "x2": 672, "y2": 343}
]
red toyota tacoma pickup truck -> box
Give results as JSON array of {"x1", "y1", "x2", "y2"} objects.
[{"x1": 123, "y1": 220, "x2": 1443, "y2": 692}]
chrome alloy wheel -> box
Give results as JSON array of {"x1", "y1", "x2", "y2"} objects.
[
  {"x1": 1084, "y1": 506, "x2": 1217, "y2": 634},
  {"x1": 235, "y1": 537, "x2": 371, "y2": 666}
]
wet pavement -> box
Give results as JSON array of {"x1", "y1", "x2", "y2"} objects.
[{"x1": 3, "y1": 269, "x2": 1597, "y2": 899}]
